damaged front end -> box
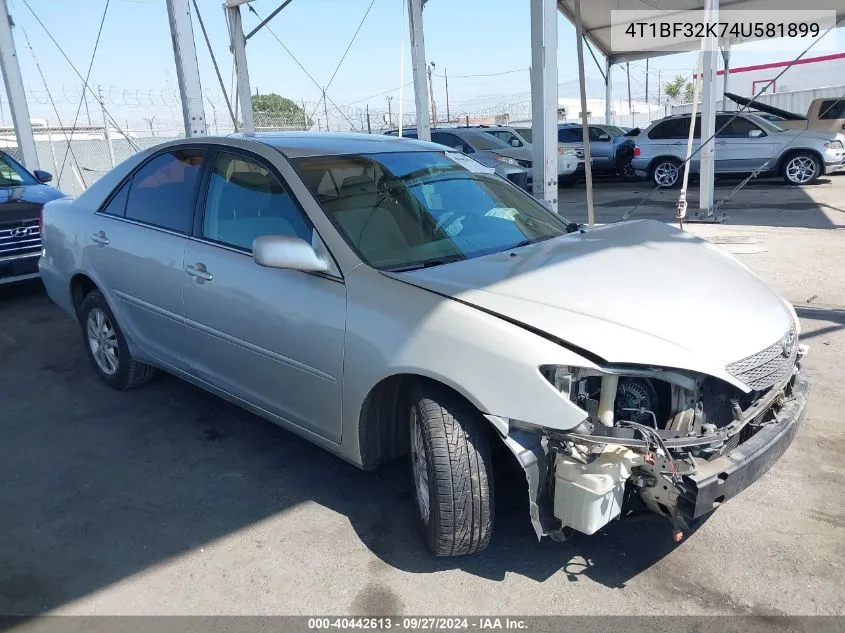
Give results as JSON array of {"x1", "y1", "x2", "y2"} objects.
[{"x1": 498, "y1": 332, "x2": 811, "y2": 541}]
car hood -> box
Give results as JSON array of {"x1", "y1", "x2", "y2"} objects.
[
  {"x1": 0, "y1": 183, "x2": 66, "y2": 223},
  {"x1": 494, "y1": 146, "x2": 532, "y2": 160},
  {"x1": 393, "y1": 220, "x2": 793, "y2": 386}
]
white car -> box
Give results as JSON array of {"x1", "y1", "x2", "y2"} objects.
[{"x1": 484, "y1": 125, "x2": 579, "y2": 180}]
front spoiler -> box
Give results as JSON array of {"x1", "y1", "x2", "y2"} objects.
[{"x1": 676, "y1": 371, "x2": 810, "y2": 524}]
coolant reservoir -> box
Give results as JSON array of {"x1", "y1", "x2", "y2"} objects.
[{"x1": 553, "y1": 446, "x2": 640, "y2": 535}]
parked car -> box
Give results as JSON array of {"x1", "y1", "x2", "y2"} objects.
[
  {"x1": 41, "y1": 133, "x2": 809, "y2": 556},
  {"x1": 631, "y1": 112, "x2": 845, "y2": 186},
  {"x1": 0, "y1": 150, "x2": 64, "y2": 286},
  {"x1": 385, "y1": 127, "x2": 532, "y2": 191},
  {"x1": 557, "y1": 123, "x2": 625, "y2": 174},
  {"x1": 480, "y1": 125, "x2": 579, "y2": 181}
]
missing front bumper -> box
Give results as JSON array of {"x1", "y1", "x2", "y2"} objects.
[{"x1": 675, "y1": 371, "x2": 810, "y2": 524}]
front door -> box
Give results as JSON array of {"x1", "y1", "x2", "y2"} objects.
[
  {"x1": 86, "y1": 148, "x2": 206, "y2": 371},
  {"x1": 714, "y1": 115, "x2": 775, "y2": 172},
  {"x1": 182, "y1": 150, "x2": 346, "y2": 442}
]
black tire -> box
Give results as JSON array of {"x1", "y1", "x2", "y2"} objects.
[
  {"x1": 650, "y1": 157, "x2": 682, "y2": 188},
  {"x1": 559, "y1": 174, "x2": 578, "y2": 188},
  {"x1": 79, "y1": 290, "x2": 155, "y2": 390},
  {"x1": 780, "y1": 151, "x2": 821, "y2": 185},
  {"x1": 408, "y1": 382, "x2": 494, "y2": 557}
]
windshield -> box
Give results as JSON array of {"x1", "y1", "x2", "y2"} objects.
[
  {"x1": 0, "y1": 152, "x2": 36, "y2": 187},
  {"x1": 293, "y1": 151, "x2": 569, "y2": 271},
  {"x1": 466, "y1": 132, "x2": 510, "y2": 151}
]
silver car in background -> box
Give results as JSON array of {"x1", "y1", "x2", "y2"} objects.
[
  {"x1": 632, "y1": 112, "x2": 845, "y2": 187},
  {"x1": 481, "y1": 125, "x2": 579, "y2": 180},
  {"x1": 40, "y1": 133, "x2": 809, "y2": 557}
]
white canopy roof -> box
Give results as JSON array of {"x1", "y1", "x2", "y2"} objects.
[{"x1": 556, "y1": 0, "x2": 845, "y2": 64}]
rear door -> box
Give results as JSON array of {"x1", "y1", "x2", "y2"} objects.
[
  {"x1": 181, "y1": 149, "x2": 346, "y2": 442},
  {"x1": 86, "y1": 147, "x2": 206, "y2": 371},
  {"x1": 714, "y1": 115, "x2": 775, "y2": 172},
  {"x1": 645, "y1": 118, "x2": 699, "y2": 170}
]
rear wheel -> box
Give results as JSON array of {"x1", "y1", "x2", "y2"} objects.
[
  {"x1": 80, "y1": 290, "x2": 155, "y2": 390},
  {"x1": 781, "y1": 152, "x2": 821, "y2": 185},
  {"x1": 408, "y1": 382, "x2": 494, "y2": 557},
  {"x1": 651, "y1": 158, "x2": 682, "y2": 188}
]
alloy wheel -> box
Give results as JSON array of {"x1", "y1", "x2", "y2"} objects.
[
  {"x1": 653, "y1": 161, "x2": 680, "y2": 187},
  {"x1": 87, "y1": 307, "x2": 119, "y2": 376},
  {"x1": 785, "y1": 155, "x2": 817, "y2": 184}
]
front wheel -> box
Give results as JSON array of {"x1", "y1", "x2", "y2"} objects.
[
  {"x1": 408, "y1": 382, "x2": 494, "y2": 556},
  {"x1": 781, "y1": 152, "x2": 821, "y2": 185}
]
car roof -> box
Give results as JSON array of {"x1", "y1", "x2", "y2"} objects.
[{"x1": 225, "y1": 131, "x2": 445, "y2": 158}]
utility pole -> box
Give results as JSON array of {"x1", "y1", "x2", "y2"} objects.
[
  {"x1": 386, "y1": 95, "x2": 393, "y2": 127},
  {"x1": 301, "y1": 97, "x2": 307, "y2": 129},
  {"x1": 366, "y1": 103, "x2": 371, "y2": 134},
  {"x1": 98, "y1": 85, "x2": 115, "y2": 168},
  {"x1": 0, "y1": 0, "x2": 38, "y2": 170},
  {"x1": 206, "y1": 98, "x2": 218, "y2": 134},
  {"x1": 626, "y1": 61, "x2": 632, "y2": 122},
  {"x1": 407, "y1": 0, "x2": 431, "y2": 140},
  {"x1": 658, "y1": 69, "x2": 663, "y2": 116},
  {"x1": 427, "y1": 61, "x2": 437, "y2": 125},
  {"x1": 322, "y1": 88, "x2": 329, "y2": 131},
  {"x1": 444, "y1": 67, "x2": 450, "y2": 123},
  {"x1": 143, "y1": 116, "x2": 157, "y2": 137}
]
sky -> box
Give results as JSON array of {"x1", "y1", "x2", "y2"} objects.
[{"x1": 4, "y1": 0, "x2": 842, "y2": 132}]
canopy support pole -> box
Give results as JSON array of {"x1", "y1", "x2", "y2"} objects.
[
  {"x1": 604, "y1": 57, "x2": 613, "y2": 125},
  {"x1": 573, "y1": 0, "x2": 594, "y2": 225},
  {"x1": 166, "y1": 0, "x2": 207, "y2": 137},
  {"x1": 0, "y1": 0, "x2": 38, "y2": 169},
  {"x1": 530, "y1": 0, "x2": 559, "y2": 212},
  {"x1": 407, "y1": 0, "x2": 431, "y2": 141},
  {"x1": 225, "y1": 3, "x2": 255, "y2": 136},
  {"x1": 699, "y1": 0, "x2": 718, "y2": 216}
]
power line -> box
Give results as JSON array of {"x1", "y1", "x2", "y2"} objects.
[
  {"x1": 19, "y1": 25, "x2": 86, "y2": 186},
  {"x1": 191, "y1": 0, "x2": 237, "y2": 131},
  {"x1": 19, "y1": 0, "x2": 140, "y2": 151},
  {"x1": 58, "y1": 0, "x2": 110, "y2": 181},
  {"x1": 246, "y1": 5, "x2": 359, "y2": 131},
  {"x1": 323, "y1": 0, "x2": 376, "y2": 95}
]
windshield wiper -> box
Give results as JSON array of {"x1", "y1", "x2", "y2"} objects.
[{"x1": 385, "y1": 254, "x2": 468, "y2": 272}]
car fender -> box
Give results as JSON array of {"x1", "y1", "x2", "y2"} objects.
[{"x1": 340, "y1": 265, "x2": 597, "y2": 465}]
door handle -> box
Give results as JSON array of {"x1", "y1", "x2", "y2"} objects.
[
  {"x1": 90, "y1": 231, "x2": 109, "y2": 246},
  {"x1": 185, "y1": 263, "x2": 213, "y2": 282}
]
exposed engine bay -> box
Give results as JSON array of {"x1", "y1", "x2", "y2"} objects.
[{"x1": 523, "y1": 338, "x2": 809, "y2": 540}]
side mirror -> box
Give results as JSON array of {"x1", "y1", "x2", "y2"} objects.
[
  {"x1": 510, "y1": 138, "x2": 522, "y2": 147},
  {"x1": 34, "y1": 170, "x2": 53, "y2": 184},
  {"x1": 253, "y1": 235, "x2": 329, "y2": 273},
  {"x1": 748, "y1": 129, "x2": 764, "y2": 138}
]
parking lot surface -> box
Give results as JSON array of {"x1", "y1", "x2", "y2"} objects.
[{"x1": 2, "y1": 175, "x2": 844, "y2": 616}]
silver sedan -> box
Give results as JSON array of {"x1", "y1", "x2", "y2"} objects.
[{"x1": 40, "y1": 133, "x2": 809, "y2": 556}]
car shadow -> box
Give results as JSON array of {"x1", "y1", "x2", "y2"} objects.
[{"x1": 0, "y1": 291, "x2": 692, "y2": 614}]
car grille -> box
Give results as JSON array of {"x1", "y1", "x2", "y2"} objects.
[
  {"x1": 726, "y1": 324, "x2": 798, "y2": 391},
  {"x1": 0, "y1": 219, "x2": 41, "y2": 261}
]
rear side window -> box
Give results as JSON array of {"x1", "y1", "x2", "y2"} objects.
[
  {"x1": 648, "y1": 118, "x2": 699, "y2": 139},
  {"x1": 101, "y1": 181, "x2": 130, "y2": 216},
  {"x1": 125, "y1": 149, "x2": 205, "y2": 233},
  {"x1": 819, "y1": 99, "x2": 845, "y2": 120}
]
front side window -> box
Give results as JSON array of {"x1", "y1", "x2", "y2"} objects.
[
  {"x1": 125, "y1": 149, "x2": 205, "y2": 233},
  {"x1": 0, "y1": 152, "x2": 36, "y2": 187},
  {"x1": 294, "y1": 151, "x2": 569, "y2": 270},
  {"x1": 487, "y1": 130, "x2": 523, "y2": 147},
  {"x1": 202, "y1": 152, "x2": 313, "y2": 251},
  {"x1": 431, "y1": 132, "x2": 469, "y2": 152},
  {"x1": 558, "y1": 127, "x2": 582, "y2": 143},
  {"x1": 514, "y1": 127, "x2": 533, "y2": 143}
]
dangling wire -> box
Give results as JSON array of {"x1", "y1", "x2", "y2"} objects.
[
  {"x1": 191, "y1": 0, "x2": 238, "y2": 132},
  {"x1": 19, "y1": 25, "x2": 85, "y2": 187}
]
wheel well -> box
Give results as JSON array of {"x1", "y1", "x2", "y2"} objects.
[
  {"x1": 358, "y1": 374, "x2": 493, "y2": 471},
  {"x1": 70, "y1": 273, "x2": 99, "y2": 319},
  {"x1": 648, "y1": 155, "x2": 682, "y2": 173},
  {"x1": 776, "y1": 148, "x2": 823, "y2": 174}
]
